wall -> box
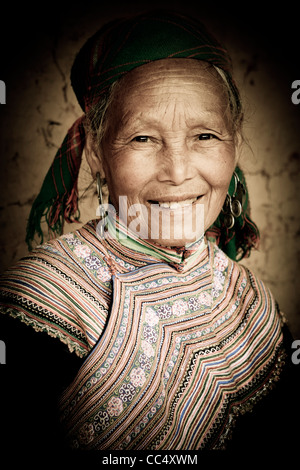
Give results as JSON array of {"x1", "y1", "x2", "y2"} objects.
[{"x1": 0, "y1": 2, "x2": 299, "y2": 337}]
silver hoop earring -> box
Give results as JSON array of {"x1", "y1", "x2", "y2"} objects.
[
  {"x1": 222, "y1": 171, "x2": 245, "y2": 229},
  {"x1": 222, "y1": 194, "x2": 235, "y2": 229},
  {"x1": 231, "y1": 171, "x2": 245, "y2": 218},
  {"x1": 96, "y1": 172, "x2": 107, "y2": 237}
]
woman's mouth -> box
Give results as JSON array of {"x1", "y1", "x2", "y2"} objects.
[{"x1": 148, "y1": 196, "x2": 202, "y2": 209}]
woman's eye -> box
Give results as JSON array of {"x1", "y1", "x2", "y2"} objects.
[
  {"x1": 133, "y1": 136, "x2": 149, "y2": 142},
  {"x1": 198, "y1": 133, "x2": 217, "y2": 141}
]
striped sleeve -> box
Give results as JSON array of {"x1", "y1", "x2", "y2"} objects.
[{"x1": 0, "y1": 239, "x2": 112, "y2": 358}]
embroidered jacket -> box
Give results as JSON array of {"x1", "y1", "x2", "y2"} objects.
[{"x1": 0, "y1": 219, "x2": 289, "y2": 450}]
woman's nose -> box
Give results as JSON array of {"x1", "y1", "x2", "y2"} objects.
[{"x1": 157, "y1": 146, "x2": 194, "y2": 185}]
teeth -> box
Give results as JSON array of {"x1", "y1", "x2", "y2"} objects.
[{"x1": 158, "y1": 198, "x2": 197, "y2": 208}]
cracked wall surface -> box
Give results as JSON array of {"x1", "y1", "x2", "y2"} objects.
[{"x1": 0, "y1": 4, "x2": 299, "y2": 338}]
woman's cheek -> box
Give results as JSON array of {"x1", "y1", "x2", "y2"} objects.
[
  {"x1": 107, "y1": 165, "x2": 146, "y2": 200},
  {"x1": 118, "y1": 156, "x2": 154, "y2": 190},
  {"x1": 209, "y1": 150, "x2": 236, "y2": 187}
]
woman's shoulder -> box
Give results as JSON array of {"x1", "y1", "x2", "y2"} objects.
[
  {"x1": 0, "y1": 220, "x2": 112, "y2": 358},
  {"x1": 1, "y1": 220, "x2": 112, "y2": 286},
  {"x1": 211, "y1": 242, "x2": 275, "y2": 293},
  {"x1": 210, "y1": 241, "x2": 287, "y2": 326},
  {"x1": 34, "y1": 219, "x2": 109, "y2": 269}
]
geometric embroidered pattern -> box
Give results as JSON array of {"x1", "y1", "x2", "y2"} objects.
[{"x1": 0, "y1": 220, "x2": 285, "y2": 449}]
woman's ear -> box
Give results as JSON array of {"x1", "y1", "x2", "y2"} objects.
[{"x1": 85, "y1": 133, "x2": 105, "y2": 179}]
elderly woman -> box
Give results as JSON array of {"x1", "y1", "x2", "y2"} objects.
[{"x1": 0, "y1": 11, "x2": 298, "y2": 452}]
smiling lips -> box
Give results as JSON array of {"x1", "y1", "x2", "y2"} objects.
[{"x1": 148, "y1": 196, "x2": 202, "y2": 209}]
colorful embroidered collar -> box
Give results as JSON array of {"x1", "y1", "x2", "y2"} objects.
[{"x1": 105, "y1": 212, "x2": 207, "y2": 270}]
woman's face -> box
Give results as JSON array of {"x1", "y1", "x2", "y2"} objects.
[{"x1": 99, "y1": 58, "x2": 238, "y2": 247}]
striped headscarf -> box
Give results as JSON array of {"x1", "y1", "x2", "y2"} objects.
[{"x1": 25, "y1": 10, "x2": 259, "y2": 260}]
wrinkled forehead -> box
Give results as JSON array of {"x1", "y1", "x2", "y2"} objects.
[
  {"x1": 104, "y1": 59, "x2": 232, "y2": 127},
  {"x1": 116, "y1": 58, "x2": 225, "y2": 93}
]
